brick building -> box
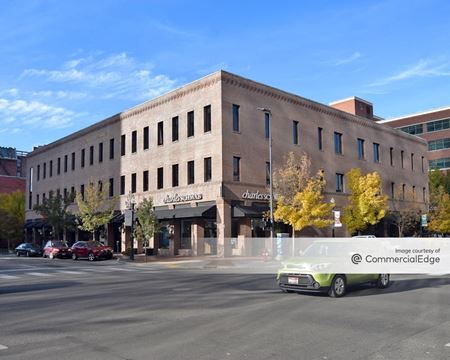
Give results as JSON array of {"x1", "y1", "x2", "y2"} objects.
[{"x1": 0, "y1": 147, "x2": 27, "y2": 194}]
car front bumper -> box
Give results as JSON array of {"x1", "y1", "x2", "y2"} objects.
[{"x1": 278, "y1": 274, "x2": 329, "y2": 293}]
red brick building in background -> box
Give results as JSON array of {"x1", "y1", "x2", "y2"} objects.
[
  {"x1": 0, "y1": 147, "x2": 28, "y2": 194},
  {"x1": 378, "y1": 106, "x2": 450, "y2": 172}
]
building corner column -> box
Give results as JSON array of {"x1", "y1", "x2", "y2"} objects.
[{"x1": 216, "y1": 198, "x2": 232, "y2": 257}]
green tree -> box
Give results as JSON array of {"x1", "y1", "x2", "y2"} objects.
[
  {"x1": 0, "y1": 191, "x2": 25, "y2": 250},
  {"x1": 341, "y1": 168, "x2": 388, "y2": 235},
  {"x1": 33, "y1": 191, "x2": 75, "y2": 240},
  {"x1": 135, "y1": 197, "x2": 160, "y2": 249},
  {"x1": 75, "y1": 182, "x2": 117, "y2": 240},
  {"x1": 274, "y1": 174, "x2": 334, "y2": 233}
]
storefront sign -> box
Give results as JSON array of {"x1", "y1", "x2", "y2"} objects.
[
  {"x1": 242, "y1": 189, "x2": 271, "y2": 201},
  {"x1": 163, "y1": 193, "x2": 203, "y2": 204}
]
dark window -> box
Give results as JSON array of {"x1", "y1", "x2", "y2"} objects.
[
  {"x1": 233, "y1": 156, "x2": 241, "y2": 181},
  {"x1": 80, "y1": 184, "x2": 85, "y2": 200},
  {"x1": 187, "y1": 111, "x2": 194, "y2": 137},
  {"x1": 132, "y1": 130, "x2": 137, "y2": 153},
  {"x1": 64, "y1": 155, "x2": 68, "y2": 173},
  {"x1": 131, "y1": 173, "x2": 136, "y2": 193},
  {"x1": 157, "y1": 167, "x2": 164, "y2": 189},
  {"x1": 28, "y1": 191, "x2": 32, "y2": 210},
  {"x1": 120, "y1": 175, "x2": 125, "y2": 195},
  {"x1": 57, "y1": 158, "x2": 61, "y2": 175},
  {"x1": 334, "y1": 132, "x2": 343, "y2": 154},
  {"x1": 109, "y1": 178, "x2": 114, "y2": 197},
  {"x1": 70, "y1": 186, "x2": 75, "y2": 200},
  {"x1": 402, "y1": 184, "x2": 406, "y2": 200},
  {"x1": 423, "y1": 187, "x2": 426, "y2": 202},
  {"x1": 172, "y1": 164, "x2": 179, "y2": 187},
  {"x1": 89, "y1": 145, "x2": 94, "y2": 165},
  {"x1": 390, "y1": 147, "x2": 394, "y2": 166},
  {"x1": 143, "y1": 170, "x2": 149, "y2": 191},
  {"x1": 336, "y1": 173, "x2": 344, "y2": 192},
  {"x1": 42, "y1": 192, "x2": 46, "y2": 202},
  {"x1": 357, "y1": 138, "x2": 365, "y2": 160},
  {"x1": 421, "y1": 156, "x2": 425, "y2": 172},
  {"x1": 429, "y1": 157, "x2": 450, "y2": 169},
  {"x1": 157, "y1": 121, "x2": 164, "y2": 145},
  {"x1": 428, "y1": 138, "x2": 450, "y2": 151},
  {"x1": 187, "y1": 160, "x2": 195, "y2": 185},
  {"x1": 373, "y1": 143, "x2": 380, "y2": 163},
  {"x1": 204, "y1": 157, "x2": 212, "y2": 182},
  {"x1": 266, "y1": 161, "x2": 270, "y2": 186},
  {"x1": 172, "y1": 116, "x2": 179, "y2": 142},
  {"x1": 121, "y1": 134, "x2": 126, "y2": 156},
  {"x1": 232, "y1": 104, "x2": 240, "y2": 132},
  {"x1": 391, "y1": 182, "x2": 395, "y2": 199},
  {"x1": 143, "y1": 126, "x2": 149, "y2": 150},
  {"x1": 399, "y1": 124, "x2": 423, "y2": 135},
  {"x1": 49, "y1": 160, "x2": 53, "y2": 177},
  {"x1": 411, "y1": 153, "x2": 414, "y2": 171},
  {"x1": 71, "y1": 152, "x2": 75, "y2": 170},
  {"x1": 265, "y1": 113, "x2": 270, "y2": 139},
  {"x1": 292, "y1": 121, "x2": 299, "y2": 144},
  {"x1": 43, "y1": 163, "x2": 46, "y2": 179},
  {"x1": 204, "y1": 105, "x2": 211, "y2": 133},
  {"x1": 63, "y1": 188, "x2": 67, "y2": 200},
  {"x1": 37, "y1": 164, "x2": 40, "y2": 181},
  {"x1": 36, "y1": 194, "x2": 39, "y2": 206},
  {"x1": 99, "y1": 142, "x2": 103, "y2": 163},
  {"x1": 427, "y1": 118, "x2": 450, "y2": 132},
  {"x1": 401, "y1": 150, "x2": 404, "y2": 168},
  {"x1": 318, "y1": 127, "x2": 323, "y2": 150},
  {"x1": 81, "y1": 149, "x2": 85, "y2": 168},
  {"x1": 109, "y1": 138, "x2": 115, "y2": 159}
]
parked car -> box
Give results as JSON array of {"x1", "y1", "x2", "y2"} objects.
[
  {"x1": 15, "y1": 243, "x2": 43, "y2": 257},
  {"x1": 43, "y1": 240, "x2": 71, "y2": 259},
  {"x1": 71, "y1": 241, "x2": 113, "y2": 261},
  {"x1": 277, "y1": 240, "x2": 390, "y2": 297}
]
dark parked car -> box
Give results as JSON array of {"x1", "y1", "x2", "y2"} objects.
[
  {"x1": 71, "y1": 241, "x2": 113, "y2": 261},
  {"x1": 43, "y1": 240, "x2": 71, "y2": 259},
  {"x1": 15, "y1": 243, "x2": 43, "y2": 257}
]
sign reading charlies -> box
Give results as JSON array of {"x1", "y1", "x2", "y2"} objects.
[
  {"x1": 242, "y1": 189, "x2": 271, "y2": 201},
  {"x1": 163, "y1": 193, "x2": 203, "y2": 204}
]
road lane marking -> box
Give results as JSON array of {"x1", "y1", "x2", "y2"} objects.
[
  {"x1": 57, "y1": 271, "x2": 87, "y2": 275},
  {"x1": 0, "y1": 344, "x2": 8, "y2": 350},
  {"x1": 0, "y1": 274, "x2": 18, "y2": 280},
  {"x1": 107, "y1": 267, "x2": 134, "y2": 272},
  {"x1": 27, "y1": 272, "x2": 53, "y2": 277},
  {"x1": 445, "y1": 343, "x2": 450, "y2": 347}
]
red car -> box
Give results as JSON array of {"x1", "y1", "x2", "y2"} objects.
[
  {"x1": 43, "y1": 240, "x2": 71, "y2": 259},
  {"x1": 71, "y1": 241, "x2": 113, "y2": 261}
]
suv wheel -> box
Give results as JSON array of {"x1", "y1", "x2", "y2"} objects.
[
  {"x1": 26, "y1": 251, "x2": 30, "y2": 257},
  {"x1": 377, "y1": 274, "x2": 390, "y2": 288},
  {"x1": 88, "y1": 252, "x2": 95, "y2": 262},
  {"x1": 49, "y1": 252, "x2": 54, "y2": 260},
  {"x1": 16, "y1": 251, "x2": 20, "y2": 257},
  {"x1": 329, "y1": 275, "x2": 346, "y2": 298},
  {"x1": 72, "y1": 253, "x2": 78, "y2": 261}
]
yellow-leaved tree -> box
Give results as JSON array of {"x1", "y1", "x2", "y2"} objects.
[
  {"x1": 274, "y1": 173, "x2": 334, "y2": 233},
  {"x1": 428, "y1": 190, "x2": 450, "y2": 234},
  {"x1": 341, "y1": 168, "x2": 388, "y2": 235}
]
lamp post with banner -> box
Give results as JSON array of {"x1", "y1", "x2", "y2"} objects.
[{"x1": 124, "y1": 193, "x2": 136, "y2": 260}]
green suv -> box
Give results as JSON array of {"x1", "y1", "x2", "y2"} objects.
[{"x1": 277, "y1": 240, "x2": 390, "y2": 297}]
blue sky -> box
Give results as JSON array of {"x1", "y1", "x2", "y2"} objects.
[{"x1": 1, "y1": 0, "x2": 450, "y2": 151}]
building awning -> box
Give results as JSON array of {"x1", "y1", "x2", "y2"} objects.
[
  {"x1": 155, "y1": 205, "x2": 216, "y2": 220},
  {"x1": 110, "y1": 212, "x2": 124, "y2": 224},
  {"x1": 233, "y1": 204, "x2": 269, "y2": 218}
]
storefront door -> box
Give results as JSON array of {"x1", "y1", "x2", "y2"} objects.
[{"x1": 181, "y1": 220, "x2": 192, "y2": 249}]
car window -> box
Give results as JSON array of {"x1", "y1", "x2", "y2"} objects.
[
  {"x1": 87, "y1": 241, "x2": 102, "y2": 248},
  {"x1": 17, "y1": 244, "x2": 24, "y2": 249},
  {"x1": 24, "y1": 244, "x2": 32, "y2": 248},
  {"x1": 53, "y1": 240, "x2": 69, "y2": 248},
  {"x1": 45, "y1": 241, "x2": 52, "y2": 247}
]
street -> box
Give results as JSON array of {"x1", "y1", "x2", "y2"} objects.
[{"x1": 1, "y1": 256, "x2": 450, "y2": 360}]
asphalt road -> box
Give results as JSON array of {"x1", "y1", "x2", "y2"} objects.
[{"x1": 0, "y1": 256, "x2": 449, "y2": 360}]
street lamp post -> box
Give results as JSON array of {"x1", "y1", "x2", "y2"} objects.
[
  {"x1": 330, "y1": 197, "x2": 336, "y2": 238},
  {"x1": 257, "y1": 107, "x2": 274, "y2": 253},
  {"x1": 126, "y1": 193, "x2": 136, "y2": 261}
]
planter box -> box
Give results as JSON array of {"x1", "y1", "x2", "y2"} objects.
[
  {"x1": 178, "y1": 249, "x2": 192, "y2": 257},
  {"x1": 158, "y1": 248, "x2": 170, "y2": 257}
]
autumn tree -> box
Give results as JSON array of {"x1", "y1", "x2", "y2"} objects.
[
  {"x1": 274, "y1": 174, "x2": 334, "y2": 233},
  {"x1": 75, "y1": 182, "x2": 117, "y2": 240},
  {"x1": 428, "y1": 190, "x2": 450, "y2": 234},
  {"x1": 33, "y1": 191, "x2": 75, "y2": 240},
  {"x1": 389, "y1": 185, "x2": 421, "y2": 237},
  {"x1": 0, "y1": 191, "x2": 25, "y2": 250},
  {"x1": 135, "y1": 197, "x2": 160, "y2": 249},
  {"x1": 341, "y1": 168, "x2": 388, "y2": 235}
]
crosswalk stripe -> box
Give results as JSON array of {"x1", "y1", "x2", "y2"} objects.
[
  {"x1": 107, "y1": 267, "x2": 133, "y2": 272},
  {"x1": 0, "y1": 274, "x2": 19, "y2": 280},
  {"x1": 27, "y1": 272, "x2": 53, "y2": 277},
  {"x1": 57, "y1": 271, "x2": 87, "y2": 275}
]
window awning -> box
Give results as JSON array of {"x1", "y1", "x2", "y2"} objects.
[
  {"x1": 233, "y1": 204, "x2": 269, "y2": 218},
  {"x1": 155, "y1": 205, "x2": 216, "y2": 220}
]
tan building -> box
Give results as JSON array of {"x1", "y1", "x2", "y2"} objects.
[
  {"x1": 25, "y1": 71, "x2": 428, "y2": 256},
  {"x1": 378, "y1": 106, "x2": 450, "y2": 172}
]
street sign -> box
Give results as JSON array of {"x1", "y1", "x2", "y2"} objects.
[
  {"x1": 421, "y1": 214, "x2": 428, "y2": 227},
  {"x1": 333, "y1": 210, "x2": 342, "y2": 227},
  {"x1": 124, "y1": 209, "x2": 133, "y2": 227}
]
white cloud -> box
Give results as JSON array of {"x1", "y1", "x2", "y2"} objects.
[
  {"x1": 22, "y1": 52, "x2": 177, "y2": 101},
  {"x1": 30, "y1": 90, "x2": 88, "y2": 100},
  {"x1": 0, "y1": 97, "x2": 76, "y2": 129},
  {"x1": 334, "y1": 52, "x2": 362, "y2": 66},
  {"x1": 369, "y1": 59, "x2": 450, "y2": 87}
]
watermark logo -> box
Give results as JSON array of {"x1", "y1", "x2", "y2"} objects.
[{"x1": 351, "y1": 253, "x2": 362, "y2": 264}]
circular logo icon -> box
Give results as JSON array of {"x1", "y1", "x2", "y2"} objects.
[{"x1": 351, "y1": 253, "x2": 362, "y2": 265}]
